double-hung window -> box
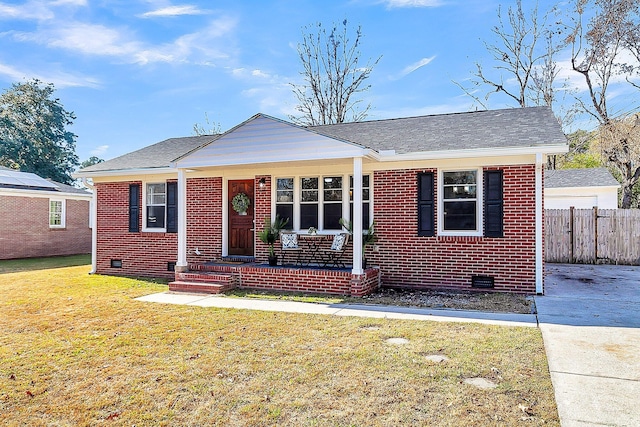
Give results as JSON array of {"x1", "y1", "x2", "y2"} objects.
[
  {"x1": 439, "y1": 169, "x2": 482, "y2": 236},
  {"x1": 350, "y1": 175, "x2": 370, "y2": 230},
  {"x1": 300, "y1": 177, "x2": 319, "y2": 229},
  {"x1": 145, "y1": 183, "x2": 166, "y2": 230},
  {"x1": 275, "y1": 175, "x2": 371, "y2": 231},
  {"x1": 275, "y1": 178, "x2": 294, "y2": 226},
  {"x1": 322, "y1": 176, "x2": 343, "y2": 230},
  {"x1": 49, "y1": 199, "x2": 65, "y2": 228},
  {"x1": 299, "y1": 176, "x2": 343, "y2": 230}
]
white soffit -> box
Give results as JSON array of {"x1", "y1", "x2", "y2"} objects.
[{"x1": 175, "y1": 115, "x2": 367, "y2": 168}]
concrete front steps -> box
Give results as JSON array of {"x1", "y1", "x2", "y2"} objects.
[{"x1": 168, "y1": 271, "x2": 238, "y2": 294}]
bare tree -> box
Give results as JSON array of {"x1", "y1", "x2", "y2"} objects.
[
  {"x1": 567, "y1": 0, "x2": 640, "y2": 207},
  {"x1": 192, "y1": 112, "x2": 221, "y2": 136},
  {"x1": 455, "y1": 0, "x2": 560, "y2": 110},
  {"x1": 290, "y1": 20, "x2": 380, "y2": 126},
  {"x1": 597, "y1": 114, "x2": 640, "y2": 207}
]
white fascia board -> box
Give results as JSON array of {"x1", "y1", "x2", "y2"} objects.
[
  {"x1": 73, "y1": 167, "x2": 177, "y2": 179},
  {"x1": 373, "y1": 144, "x2": 568, "y2": 162},
  {"x1": 174, "y1": 149, "x2": 374, "y2": 169},
  {"x1": 0, "y1": 187, "x2": 92, "y2": 200}
]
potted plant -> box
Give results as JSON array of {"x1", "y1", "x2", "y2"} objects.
[
  {"x1": 339, "y1": 218, "x2": 377, "y2": 268},
  {"x1": 258, "y1": 215, "x2": 289, "y2": 266}
]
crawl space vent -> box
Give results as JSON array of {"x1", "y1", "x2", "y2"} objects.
[{"x1": 472, "y1": 275, "x2": 494, "y2": 289}]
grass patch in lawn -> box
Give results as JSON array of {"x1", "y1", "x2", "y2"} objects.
[
  {"x1": 0, "y1": 254, "x2": 91, "y2": 274},
  {"x1": 0, "y1": 266, "x2": 558, "y2": 426},
  {"x1": 227, "y1": 287, "x2": 534, "y2": 314}
]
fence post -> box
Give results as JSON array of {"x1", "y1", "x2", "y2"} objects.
[
  {"x1": 593, "y1": 206, "x2": 598, "y2": 264},
  {"x1": 569, "y1": 206, "x2": 574, "y2": 263}
]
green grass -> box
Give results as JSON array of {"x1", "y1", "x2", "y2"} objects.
[
  {"x1": 0, "y1": 264, "x2": 559, "y2": 426},
  {"x1": 0, "y1": 254, "x2": 91, "y2": 274}
]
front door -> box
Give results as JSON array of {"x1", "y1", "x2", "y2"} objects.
[{"x1": 228, "y1": 179, "x2": 255, "y2": 256}]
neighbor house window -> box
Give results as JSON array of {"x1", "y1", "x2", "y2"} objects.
[
  {"x1": 145, "y1": 183, "x2": 166, "y2": 229},
  {"x1": 439, "y1": 169, "x2": 482, "y2": 235},
  {"x1": 49, "y1": 199, "x2": 65, "y2": 228}
]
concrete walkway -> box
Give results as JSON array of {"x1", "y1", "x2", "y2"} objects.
[
  {"x1": 535, "y1": 264, "x2": 640, "y2": 427},
  {"x1": 136, "y1": 291, "x2": 537, "y2": 327}
]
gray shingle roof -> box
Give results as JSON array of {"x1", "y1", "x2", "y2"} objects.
[
  {"x1": 308, "y1": 106, "x2": 566, "y2": 153},
  {"x1": 544, "y1": 168, "x2": 620, "y2": 189},
  {"x1": 77, "y1": 107, "x2": 566, "y2": 173},
  {"x1": 79, "y1": 135, "x2": 218, "y2": 173}
]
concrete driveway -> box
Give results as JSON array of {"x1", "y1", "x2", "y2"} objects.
[{"x1": 535, "y1": 264, "x2": 640, "y2": 427}]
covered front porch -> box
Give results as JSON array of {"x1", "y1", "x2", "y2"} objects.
[{"x1": 169, "y1": 260, "x2": 381, "y2": 297}]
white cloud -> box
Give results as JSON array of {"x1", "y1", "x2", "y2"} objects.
[
  {"x1": 90, "y1": 145, "x2": 109, "y2": 156},
  {"x1": 7, "y1": 16, "x2": 238, "y2": 66},
  {"x1": 395, "y1": 56, "x2": 436, "y2": 79},
  {"x1": 0, "y1": 0, "x2": 86, "y2": 21},
  {"x1": 0, "y1": 1, "x2": 54, "y2": 20},
  {"x1": 141, "y1": 5, "x2": 208, "y2": 18},
  {"x1": 251, "y1": 69, "x2": 270, "y2": 78},
  {"x1": 0, "y1": 61, "x2": 100, "y2": 88},
  {"x1": 380, "y1": 0, "x2": 444, "y2": 8}
]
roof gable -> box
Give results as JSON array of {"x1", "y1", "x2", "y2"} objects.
[{"x1": 175, "y1": 114, "x2": 367, "y2": 168}]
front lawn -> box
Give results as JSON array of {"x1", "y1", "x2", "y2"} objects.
[{"x1": 0, "y1": 265, "x2": 558, "y2": 426}]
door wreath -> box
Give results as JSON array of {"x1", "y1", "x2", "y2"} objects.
[{"x1": 232, "y1": 192, "x2": 251, "y2": 214}]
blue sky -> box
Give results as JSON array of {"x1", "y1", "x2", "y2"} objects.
[{"x1": 0, "y1": 0, "x2": 636, "y2": 163}]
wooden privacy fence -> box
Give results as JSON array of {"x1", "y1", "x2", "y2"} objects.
[{"x1": 546, "y1": 208, "x2": 640, "y2": 265}]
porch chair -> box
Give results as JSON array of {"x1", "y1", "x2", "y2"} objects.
[
  {"x1": 319, "y1": 233, "x2": 350, "y2": 268},
  {"x1": 280, "y1": 232, "x2": 304, "y2": 266}
]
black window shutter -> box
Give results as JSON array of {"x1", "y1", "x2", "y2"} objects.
[
  {"x1": 484, "y1": 170, "x2": 503, "y2": 237},
  {"x1": 129, "y1": 183, "x2": 140, "y2": 232},
  {"x1": 418, "y1": 172, "x2": 435, "y2": 237},
  {"x1": 166, "y1": 181, "x2": 178, "y2": 233}
]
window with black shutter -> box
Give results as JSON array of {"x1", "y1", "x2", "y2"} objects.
[
  {"x1": 418, "y1": 172, "x2": 435, "y2": 237},
  {"x1": 484, "y1": 170, "x2": 504, "y2": 237},
  {"x1": 129, "y1": 183, "x2": 140, "y2": 232}
]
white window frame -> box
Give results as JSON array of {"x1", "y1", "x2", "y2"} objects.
[
  {"x1": 272, "y1": 174, "x2": 373, "y2": 233},
  {"x1": 49, "y1": 199, "x2": 65, "y2": 228},
  {"x1": 437, "y1": 168, "x2": 483, "y2": 237},
  {"x1": 142, "y1": 182, "x2": 167, "y2": 232}
]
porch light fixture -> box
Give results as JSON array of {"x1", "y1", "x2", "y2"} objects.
[{"x1": 259, "y1": 177, "x2": 266, "y2": 189}]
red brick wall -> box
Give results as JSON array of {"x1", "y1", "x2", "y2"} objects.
[
  {"x1": 95, "y1": 177, "x2": 236, "y2": 278},
  {"x1": 0, "y1": 194, "x2": 91, "y2": 260},
  {"x1": 254, "y1": 175, "x2": 272, "y2": 263},
  {"x1": 367, "y1": 165, "x2": 538, "y2": 293},
  {"x1": 96, "y1": 181, "x2": 177, "y2": 278},
  {"x1": 186, "y1": 177, "x2": 223, "y2": 264}
]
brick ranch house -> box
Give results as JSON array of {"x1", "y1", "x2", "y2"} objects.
[
  {"x1": 76, "y1": 106, "x2": 567, "y2": 296},
  {"x1": 0, "y1": 167, "x2": 92, "y2": 260}
]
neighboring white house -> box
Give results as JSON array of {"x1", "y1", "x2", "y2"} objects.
[{"x1": 545, "y1": 168, "x2": 620, "y2": 209}]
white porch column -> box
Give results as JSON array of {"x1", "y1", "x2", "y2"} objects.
[
  {"x1": 177, "y1": 168, "x2": 188, "y2": 271},
  {"x1": 90, "y1": 184, "x2": 97, "y2": 274},
  {"x1": 352, "y1": 157, "x2": 363, "y2": 274},
  {"x1": 535, "y1": 153, "x2": 544, "y2": 294}
]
